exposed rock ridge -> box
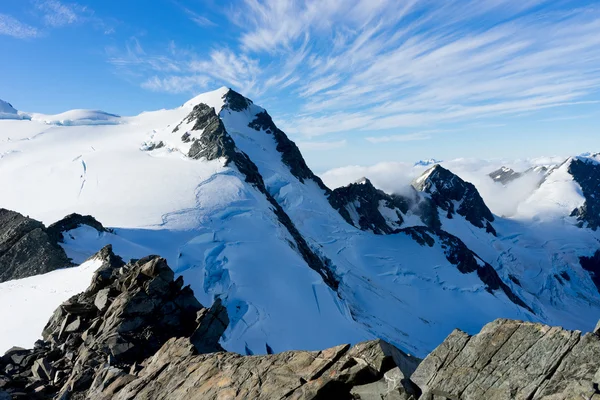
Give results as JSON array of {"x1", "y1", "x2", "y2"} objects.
[
  {"x1": 0, "y1": 245, "x2": 228, "y2": 399},
  {"x1": 179, "y1": 98, "x2": 340, "y2": 290},
  {"x1": 569, "y1": 156, "x2": 600, "y2": 230},
  {"x1": 400, "y1": 226, "x2": 532, "y2": 313},
  {"x1": 247, "y1": 107, "x2": 330, "y2": 191},
  {"x1": 414, "y1": 165, "x2": 496, "y2": 235},
  {"x1": 411, "y1": 318, "x2": 600, "y2": 399},
  {"x1": 0, "y1": 209, "x2": 71, "y2": 283},
  {"x1": 329, "y1": 178, "x2": 411, "y2": 234}
]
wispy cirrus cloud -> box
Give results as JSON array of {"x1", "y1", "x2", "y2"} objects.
[
  {"x1": 35, "y1": 0, "x2": 84, "y2": 27},
  {"x1": 109, "y1": 0, "x2": 600, "y2": 142},
  {"x1": 0, "y1": 14, "x2": 39, "y2": 39}
]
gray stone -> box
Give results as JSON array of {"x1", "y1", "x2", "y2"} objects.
[
  {"x1": 94, "y1": 288, "x2": 111, "y2": 311},
  {"x1": 31, "y1": 358, "x2": 55, "y2": 381}
]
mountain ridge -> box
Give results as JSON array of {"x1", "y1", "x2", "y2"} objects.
[{"x1": 0, "y1": 87, "x2": 598, "y2": 360}]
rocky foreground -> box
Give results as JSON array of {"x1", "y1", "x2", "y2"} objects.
[{"x1": 0, "y1": 246, "x2": 599, "y2": 400}]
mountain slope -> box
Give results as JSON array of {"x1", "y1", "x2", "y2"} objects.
[{"x1": 0, "y1": 87, "x2": 598, "y2": 358}]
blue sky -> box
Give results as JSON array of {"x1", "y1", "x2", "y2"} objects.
[{"x1": 1, "y1": 0, "x2": 599, "y2": 171}]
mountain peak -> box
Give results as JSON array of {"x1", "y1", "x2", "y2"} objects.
[
  {"x1": 414, "y1": 164, "x2": 496, "y2": 234},
  {"x1": 183, "y1": 86, "x2": 230, "y2": 109}
]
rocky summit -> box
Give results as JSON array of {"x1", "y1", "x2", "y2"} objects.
[{"x1": 1, "y1": 245, "x2": 598, "y2": 399}]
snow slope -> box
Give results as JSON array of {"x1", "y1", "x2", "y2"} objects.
[
  {"x1": 0, "y1": 87, "x2": 598, "y2": 358},
  {"x1": 0, "y1": 257, "x2": 102, "y2": 352}
]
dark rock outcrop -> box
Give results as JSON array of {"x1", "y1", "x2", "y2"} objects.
[
  {"x1": 328, "y1": 178, "x2": 412, "y2": 234},
  {"x1": 569, "y1": 156, "x2": 600, "y2": 230},
  {"x1": 413, "y1": 165, "x2": 496, "y2": 235},
  {"x1": 0, "y1": 209, "x2": 71, "y2": 283},
  {"x1": 411, "y1": 318, "x2": 600, "y2": 399},
  {"x1": 247, "y1": 109, "x2": 329, "y2": 191}
]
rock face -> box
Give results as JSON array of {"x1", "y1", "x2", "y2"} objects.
[
  {"x1": 414, "y1": 165, "x2": 496, "y2": 235},
  {"x1": 328, "y1": 178, "x2": 442, "y2": 234},
  {"x1": 569, "y1": 156, "x2": 600, "y2": 230},
  {"x1": 108, "y1": 338, "x2": 420, "y2": 400},
  {"x1": 329, "y1": 178, "x2": 414, "y2": 234},
  {"x1": 0, "y1": 209, "x2": 71, "y2": 283},
  {"x1": 411, "y1": 318, "x2": 600, "y2": 400}
]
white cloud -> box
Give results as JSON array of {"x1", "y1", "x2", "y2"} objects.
[
  {"x1": 182, "y1": 7, "x2": 216, "y2": 27},
  {"x1": 36, "y1": 0, "x2": 81, "y2": 27},
  {"x1": 0, "y1": 14, "x2": 38, "y2": 39},
  {"x1": 320, "y1": 156, "x2": 569, "y2": 217},
  {"x1": 296, "y1": 140, "x2": 347, "y2": 151},
  {"x1": 141, "y1": 75, "x2": 211, "y2": 94}
]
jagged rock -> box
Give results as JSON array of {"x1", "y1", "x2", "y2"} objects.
[
  {"x1": 190, "y1": 298, "x2": 229, "y2": 353},
  {"x1": 412, "y1": 318, "x2": 600, "y2": 399},
  {"x1": 413, "y1": 165, "x2": 496, "y2": 234},
  {"x1": 595, "y1": 320, "x2": 600, "y2": 334},
  {"x1": 0, "y1": 245, "x2": 217, "y2": 399},
  {"x1": 31, "y1": 358, "x2": 54, "y2": 382},
  {"x1": 0, "y1": 209, "x2": 71, "y2": 283}
]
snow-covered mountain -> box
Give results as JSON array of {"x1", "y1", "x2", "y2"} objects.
[{"x1": 0, "y1": 87, "x2": 599, "y2": 359}]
